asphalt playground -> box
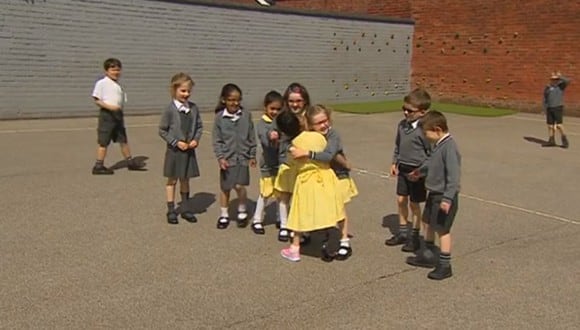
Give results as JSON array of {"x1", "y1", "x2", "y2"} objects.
[{"x1": 1, "y1": 110, "x2": 579, "y2": 329}]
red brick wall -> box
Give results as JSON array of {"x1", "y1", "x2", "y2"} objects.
[{"x1": 229, "y1": 0, "x2": 580, "y2": 114}]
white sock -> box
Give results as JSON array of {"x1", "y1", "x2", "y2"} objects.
[
  {"x1": 340, "y1": 238, "x2": 350, "y2": 247},
  {"x1": 279, "y1": 200, "x2": 288, "y2": 228},
  {"x1": 238, "y1": 203, "x2": 247, "y2": 213},
  {"x1": 220, "y1": 207, "x2": 228, "y2": 217},
  {"x1": 253, "y1": 196, "x2": 265, "y2": 222}
]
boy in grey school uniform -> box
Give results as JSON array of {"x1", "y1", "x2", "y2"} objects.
[
  {"x1": 543, "y1": 72, "x2": 571, "y2": 148},
  {"x1": 385, "y1": 88, "x2": 431, "y2": 253},
  {"x1": 406, "y1": 110, "x2": 461, "y2": 280},
  {"x1": 212, "y1": 86, "x2": 257, "y2": 229}
]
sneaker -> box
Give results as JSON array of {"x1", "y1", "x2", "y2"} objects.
[
  {"x1": 385, "y1": 233, "x2": 407, "y2": 246},
  {"x1": 562, "y1": 135, "x2": 569, "y2": 149},
  {"x1": 280, "y1": 247, "x2": 301, "y2": 262},
  {"x1": 401, "y1": 236, "x2": 420, "y2": 253},
  {"x1": 428, "y1": 264, "x2": 453, "y2": 280},
  {"x1": 92, "y1": 165, "x2": 114, "y2": 175}
]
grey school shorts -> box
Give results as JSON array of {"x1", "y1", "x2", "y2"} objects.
[
  {"x1": 422, "y1": 192, "x2": 459, "y2": 234},
  {"x1": 97, "y1": 109, "x2": 127, "y2": 147}
]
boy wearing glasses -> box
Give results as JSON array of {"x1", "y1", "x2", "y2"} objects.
[{"x1": 385, "y1": 88, "x2": 431, "y2": 253}]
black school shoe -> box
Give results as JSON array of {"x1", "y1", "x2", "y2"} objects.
[
  {"x1": 92, "y1": 165, "x2": 114, "y2": 175},
  {"x1": 561, "y1": 135, "x2": 569, "y2": 149},
  {"x1": 127, "y1": 159, "x2": 146, "y2": 171},
  {"x1": 406, "y1": 250, "x2": 437, "y2": 268},
  {"x1": 251, "y1": 222, "x2": 265, "y2": 235},
  {"x1": 278, "y1": 228, "x2": 290, "y2": 242},
  {"x1": 428, "y1": 264, "x2": 453, "y2": 280},
  {"x1": 237, "y1": 211, "x2": 249, "y2": 228},
  {"x1": 542, "y1": 137, "x2": 557, "y2": 147},
  {"x1": 401, "y1": 236, "x2": 420, "y2": 253},
  {"x1": 217, "y1": 216, "x2": 230, "y2": 229},
  {"x1": 167, "y1": 211, "x2": 178, "y2": 225},
  {"x1": 181, "y1": 210, "x2": 197, "y2": 223},
  {"x1": 385, "y1": 233, "x2": 407, "y2": 246}
]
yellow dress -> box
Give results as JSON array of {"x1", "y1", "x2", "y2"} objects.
[
  {"x1": 259, "y1": 176, "x2": 275, "y2": 198},
  {"x1": 287, "y1": 131, "x2": 345, "y2": 232},
  {"x1": 338, "y1": 177, "x2": 359, "y2": 204},
  {"x1": 274, "y1": 163, "x2": 296, "y2": 195}
]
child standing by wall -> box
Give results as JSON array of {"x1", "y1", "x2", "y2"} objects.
[
  {"x1": 276, "y1": 107, "x2": 345, "y2": 262},
  {"x1": 251, "y1": 91, "x2": 283, "y2": 235},
  {"x1": 212, "y1": 84, "x2": 257, "y2": 229},
  {"x1": 158, "y1": 73, "x2": 203, "y2": 224},
  {"x1": 385, "y1": 88, "x2": 431, "y2": 253},
  {"x1": 270, "y1": 82, "x2": 311, "y2": 241},
  {"x1": 91, "y1": 58, "x2": 142, "y2": 175},
  {"x1": 289, "y1": 105, "x2": 358, "y2": 260},
  {"x1": 406, "y1": 110, "x2": 461, "y2": 280},
  {"x1": 543, "y1": 72, "x2": 571, "y2": 148}
]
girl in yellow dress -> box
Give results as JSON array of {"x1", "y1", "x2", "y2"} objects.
[
  {"x1": 290, "y1": 105, "x2": 358, "y2": 260},
  {"x1": 268, "y1": 83, "x2": 310, "y2": 242},
  {"x1": 277, "y1": 106, "x2": 345, "y2": 262}
]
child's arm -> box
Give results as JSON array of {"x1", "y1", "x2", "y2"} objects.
[
  {"x1": 189, "y1": 106, "x2": 203, "y2": 148},
  {"x1": 290, "y1": 129, "x2": 341, "y2": 162},
  {"x1": 557, "y1": 73, "x2": 571, "y2": 90},
  {"x1": 334, "y1": 152, "x2": 351, "y2": 170},
  {"x1": 248, "y1": 114, "x2": 257, "y2": 167},
  {"x1": 390, "y1": 127, "x2": 401, "y2": 175},
  {"x1": 442, "y1": 146, "x2": 461, "y2": 206},
  {"x1": 256, "y1": 121, "x2": 271, "y2": 149},
  {"x1": 94, "y1": 98, "x2": 121, "y2": 112},
  {"x1": 158, "y1": 108, "x2": 178, "y2": 147}
]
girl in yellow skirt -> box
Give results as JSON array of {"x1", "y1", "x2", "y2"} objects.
[
  {"x1": 268, "y1": 83, "x2": 310, "y2": 242},
  {"x1": 251, "y1": 91, "x2": 283, "y2": 235},
  {"x1": 289, "y1": 105, "x2": 358, "y2": 260},
  {"x1": 277, "y1": 107, "x2": 345, "y2": 262}
]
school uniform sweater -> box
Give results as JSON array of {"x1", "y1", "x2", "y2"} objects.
[
  {"x1": 311, "y1": 128, "x2": 350, "y2": 179},
  {"x1": 392, "y1": 119, "x2": 430, "y2": 167},
  {"x1": 422, "y1": 134, "x2": 461, "y2": 204},
  {"x1": 212, "y1": 109, "x2": 257, "y2": 166},
  {"x1": 256, "y1": 115, "x2": 279, "y2": 177},
  {"x1": 544, "y1": 76, "x2": 571, "y2": 109}
]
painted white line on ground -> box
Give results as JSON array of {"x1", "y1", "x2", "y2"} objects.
[{"x1": 354, "y1": 167, "x2": 580, "y2": 226}]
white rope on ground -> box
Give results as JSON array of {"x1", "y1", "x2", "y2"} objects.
[{"x1": 352, "y1": 166, "x2": 580, "y2": 226}]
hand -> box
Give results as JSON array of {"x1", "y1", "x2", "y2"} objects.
[
  {"x1": 344, "y1": 161, "x2": 352, "y2": 171},
  {"x1": 188, "y1": 140, "x2": 198, "y2": 149},
  {"x1": 407, "y1": 169, "x2": 420, "y2": 182},
  {"x1": 269, "y1": 131, "x2": 279, "y2": 141},
  {"x1": 290, "y1": 146, "x2": 308, "y2": 159},
  {"x1": 249, "y1": 159, "x2": 257, "y2": 168},
  {"x1": 440, "y1": 201, "x2": 451, "y2": 214},
  {"x1": 218, "y1": 158, "x2": 229, "y2": 170},
  {"x1": 390, "y1": 164, "x2": 398, "y2": 176},
  {"x1": 177, "y1": 141, "x2": 189, "y2": 151}
]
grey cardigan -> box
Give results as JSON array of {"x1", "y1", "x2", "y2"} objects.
[{"x1": 158, "y1": 101, "x2": 203, "y2": 147}]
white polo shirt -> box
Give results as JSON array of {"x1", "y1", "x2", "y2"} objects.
[{"x1": 92, "y1": 76, "x2": 127, "y2": 109}]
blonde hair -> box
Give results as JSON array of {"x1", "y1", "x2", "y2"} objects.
[
  {"x1": 305, "y1": 104, "x2": 333, "y2": 127},
  {"x1": 170, "y1": 73, "x2": 194, "y2": 98}
]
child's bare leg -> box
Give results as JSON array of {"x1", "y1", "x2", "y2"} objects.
[
  {"x1": 427, "y1": 230, "x2": 453, "y2": 280},
  {"x1": 179, "y1": 179, "x2": 190, "y2": 202},
  {"x1": 119, "y1": 142, "x2": 132, "y2": 159},
  {"x1": 556, "y1": 124, "x2": 566, "y2": 135},
  {"x1": 386, "y1": 195, "x2": 409, "y2": 245},
  {"x1": 96, "y1": 146, "x2": 107, "y2": 163},
  {"x1": 165, "y1": 178, "x2": 178, "y2": 223}
]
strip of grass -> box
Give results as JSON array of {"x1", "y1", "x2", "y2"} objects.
[{"x1": 329, "y1": 101, "x2": 516, "y2": 117}]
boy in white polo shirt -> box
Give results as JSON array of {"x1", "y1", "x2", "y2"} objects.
[{"x1": 92, "y1": 58, "x2": 142, "y2": 175}]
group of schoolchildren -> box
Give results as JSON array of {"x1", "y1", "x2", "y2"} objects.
[{"x1": 91, "y1": 58, "x2": 462, "y2": 280}]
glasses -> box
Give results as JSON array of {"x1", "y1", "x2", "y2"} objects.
[{"x1": 402, "y1": 106, "x2": 420, "y2": 113}]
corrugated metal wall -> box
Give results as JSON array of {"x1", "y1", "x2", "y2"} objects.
[{"x1": 0, "y1": 0, "x2": 414, "y2": 119}]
